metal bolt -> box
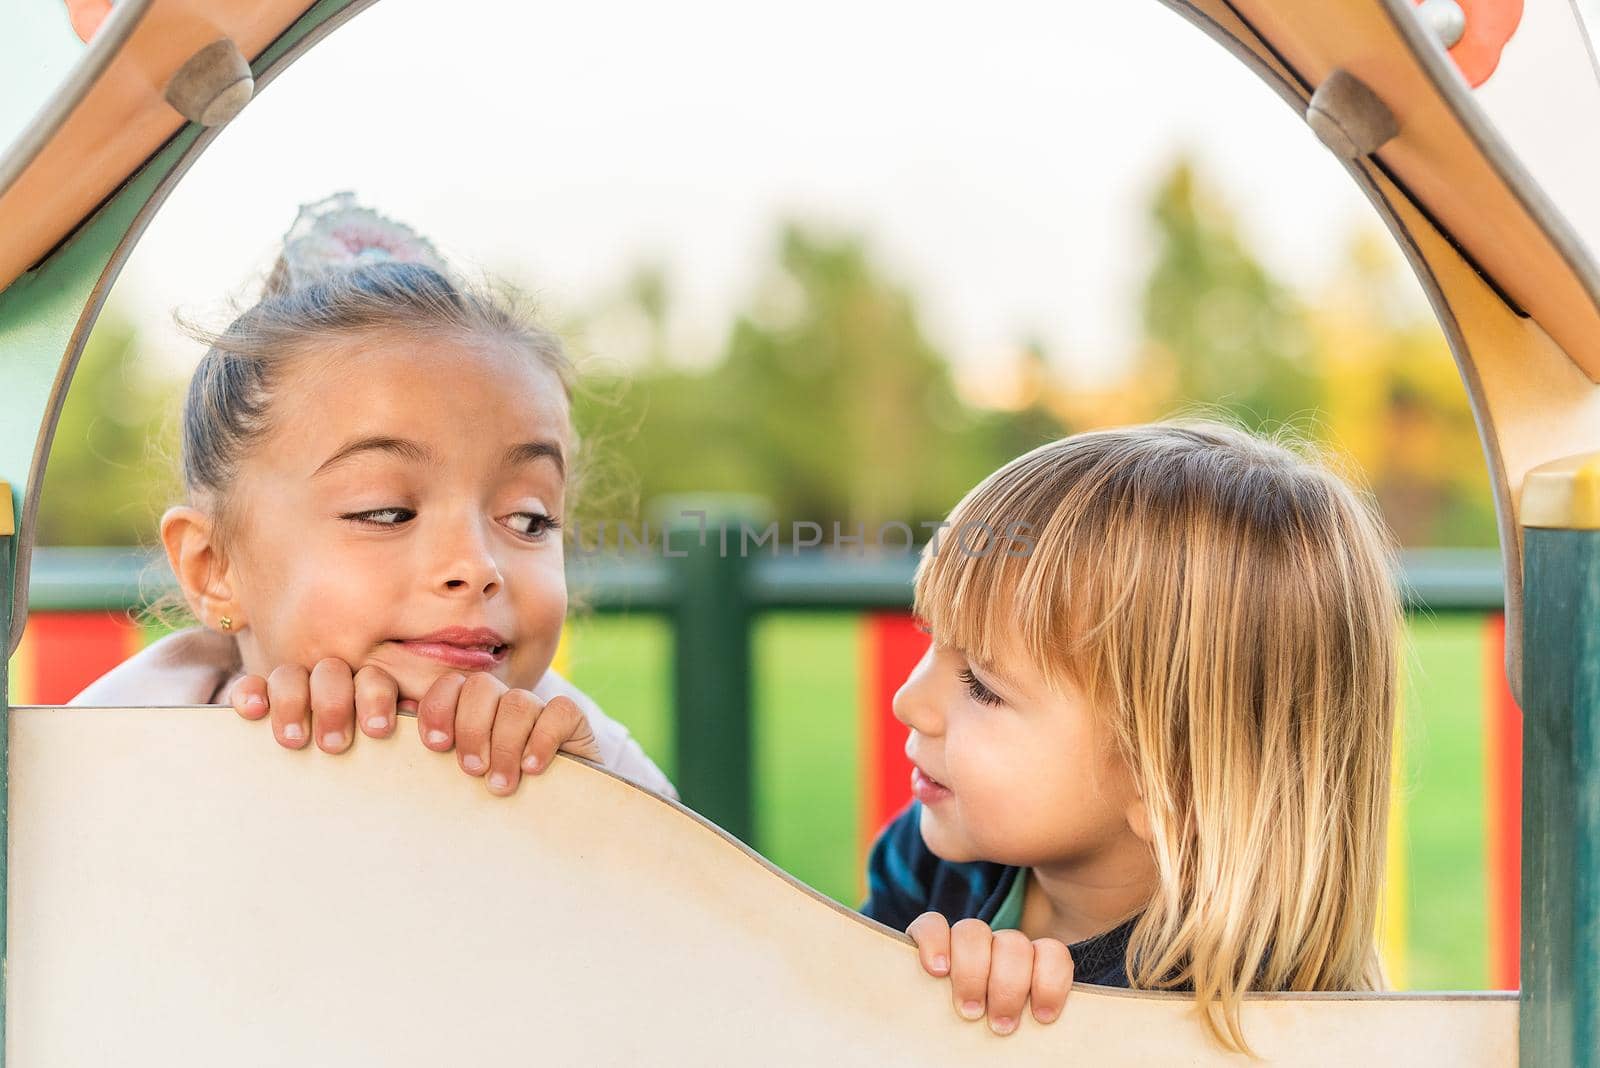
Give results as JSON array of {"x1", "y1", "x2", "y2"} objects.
[{"x1": 1417, "y1": 0, "x2": 1468, "y2": 50}]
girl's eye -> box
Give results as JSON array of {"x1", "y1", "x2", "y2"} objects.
[
  {"x1": 505, "y1": 512, "x2": 563, "y2": 540},
  {"x1": 958, "y1": 667, "x2": 1004, "y2": 707},
  {"x1": 341, "y1": 507, "x2": 416, "y2": 527}
]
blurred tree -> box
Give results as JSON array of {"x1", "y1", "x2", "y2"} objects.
[
  {"x1": 1311, "y1": 231, "x2": 1498, "y2": 547},
  {"x1": 718, "y1": 224, "x2": 988, "y2": 530},
  {"x1": 576, "y1": 223, "x2": 1007, "y2": 538},
  {"x1": 1139, "y1": 157, "x2": 1321, "y2": 430},
  {"x1": 34, "y1": 307, "x2": 181, "y2": 546}
]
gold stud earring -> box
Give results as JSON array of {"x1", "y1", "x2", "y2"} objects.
[{"x1": 220, "y1": 615, "x2": 234, "y2": 631}]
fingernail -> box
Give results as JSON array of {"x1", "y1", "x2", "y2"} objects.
[
  {"x1": 931, "y1": 955, "x2": 949, "y2": 974},
  {"x1": 323, "y1": 731, "x2": 345, "y2": 749},
  {"x1": 960, "y1": 1001, "x2": 984, "y2": 1021},
  {"x1": 1035, "y1": 1007, "x2": 1058, "y2": 1024},
  {"x1": 244, "y1": 695, "x2": 267, "y2": 712},
  {"x1": 283, "y1": 723, "x2": 306, "y2": 742},
  {"x1": 488, "y1": 772, "x2": 509, "y2": 790},
  {"x1": 522, "y1": 755, "x2": 541, "y2": 773},
  {"x1": 990, "y1": 1016, "x2": 1016, "y2": 1036},
  {"x1": 426, "y1": 730, "x2": 449, "y2": 747},
  {"x1": 462, "y1": 754, "x2": 484, "y2": 773},
  {"x1": 366, "y1": 715, "x2": 388, "y2": 730}
]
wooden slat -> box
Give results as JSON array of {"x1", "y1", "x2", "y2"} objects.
[
  {"x1": 7, "y1": 706, "x2": 1518, "y2": 1065},
  {"x1": 1226, "y1": 0, "x2": 1600, "y2": 382},
  {"x1": 0, "y1": 0, "x2": 321, "y2": 293}
]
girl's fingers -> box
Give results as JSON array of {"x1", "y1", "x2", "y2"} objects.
[
  {"x1": 266, "y1": 664, "x2": 311, "y2": 749},
  {"x1": 452, "y1": 673, "x2": 503, "y2": 777},
  {"x1": 522, "y1": 695, "x2": 599, "y2": 774},
  {"x1": 309, "y1": 658, "x2": 356, "y2": 753},
  {"x1": 948, "y1": 918, "x2": 994, "y2": 1022},
  {"x1": 485, "y1": 689, "x2": 539, "y2": 795},
  {"x1": 353, "y1": 665, "x2": 400, "y2": 738},
  {"x1": 984, "y1": 929, "x2": 1035, "y2": 1036},
  {"x1": 416, "y1": 673, "x2": 468, "y2": 752},
  {"x1": 906, "y1": 912, "x2": 952, "y2": 977},
  {"x1": 1028, "y1": 938, "x2": 1074, "y2": 1025},
  {"x1": 228, "y1": 675, "x2": 270, "y2": 721}
]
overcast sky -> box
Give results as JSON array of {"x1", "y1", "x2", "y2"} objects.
[{"x1": 7, "y1": 0, "x2": 1598, "y2": 388}]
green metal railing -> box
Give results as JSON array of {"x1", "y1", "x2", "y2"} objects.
[{"x1": 25, "y1": 542, "x2": 1508, "y2": 846}]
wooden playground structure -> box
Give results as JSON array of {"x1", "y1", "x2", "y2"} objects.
[{"x1": 1, "y1": 0, "x2": 1597, "y2": 1062}]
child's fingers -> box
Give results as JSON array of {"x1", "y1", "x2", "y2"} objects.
[
  {"x1": 266, "y1": 665, "x2": 311, "y2": 749},
  {"x1": 906, "y1": 912, "x2": 952, "y2": 977},
  {"x1": 1028, "y1": 938, "x2": 1073, "y2": 1025},
  {"x1": 984, "y1": 929, "x2": 1035, "y2": 1036},
  {"x1": 416, "y1": 672, "x2": 468, "y2": 752},
  {"x1": 353, "y1": 665, "x2": 399, "y2": 738},
  {"x1": 309, "y1": 658, "x2": 356, "y2": 753},
  {"x1": 522, "y1": 695, "x2": 599, "y2": 774},
  {"x1": 452, "y1": 673, "x2": 503, "y2": 777},
  {"x1": 228, "y1": 675, "x2": 270, "y2": 721},
  {"x1": 948, "y1": 918, "x2": 994, "y2": 1022},
  {"x1": 485, "y1": 689, "x2": 539, "y2": 795}
]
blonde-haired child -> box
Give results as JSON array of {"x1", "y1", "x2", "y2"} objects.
[
  {"x1": 862, "y1": 421, "x2": 1399, "y2": 1053},
  {"x1": 72, "y1": 193, "x2": 674, "y2": 800}
]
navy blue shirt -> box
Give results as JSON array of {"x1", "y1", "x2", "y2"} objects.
[{"x1": 861, "y1": 802, "x2": 1142, "y2": 988}]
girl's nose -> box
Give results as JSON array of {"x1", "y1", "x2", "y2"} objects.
[
  {"x1": 891, "y1": 646, "x2": 944, "y2": 736},
  {"x1": 437, "y1": 519, "x2": 504, "y2": 598}
]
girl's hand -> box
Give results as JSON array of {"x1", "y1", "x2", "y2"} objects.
[
  {"x1": 906, "y1": 913, "x2": 1073, "y2": 1036},
  {"x1": 228, "y1": 659, "x2": 401, "y2": 753},
  {"x1": 228, "y1": 662, "x2": 603, "y2": 796},
  {"x1": 412, "y1": 671, "x2": 602, "y2": 796}
]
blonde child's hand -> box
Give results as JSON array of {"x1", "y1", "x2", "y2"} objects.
[
  {"x1": 906, "y1": 913, "x2": 1073, "y2": 1036},
  {"x1": 228, "y1": 659, "x2": 402, "y2": 752},
  {"x1": 412, "y1": 671, "x2": 602, "y2": 795}
]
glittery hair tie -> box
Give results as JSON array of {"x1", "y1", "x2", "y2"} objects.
[{"x1": 276, "y1": 191, "x2": 449, "y2": 291}]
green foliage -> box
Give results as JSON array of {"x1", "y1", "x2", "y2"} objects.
[
  {"x1": 37, "y1": 157, "x2": 1497, "y2": 551},
  {"x1": 34, "y1": 307, "x2": 180, "y2": 547},
  {"x1": 573, "y1": 224, "x2": 1062, "y2": 537},
  {"x1": 1140, "y1": 159, "x2": 1322, "y2": 430}
]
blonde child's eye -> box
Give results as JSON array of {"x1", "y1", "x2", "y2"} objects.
[
  {"x1": 958, "y1": 668, "x2": 1004, "y2": 707},
  {"x1": 505, "y1": 512, "x2": 562, "y2": 539},
  {"x1": 341, "y1": 507, "x2": 415, "y2": 527}
]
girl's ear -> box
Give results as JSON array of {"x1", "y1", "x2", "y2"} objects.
[{"x1": 160, "y1": 506, "x2": 242, "y2": 632}]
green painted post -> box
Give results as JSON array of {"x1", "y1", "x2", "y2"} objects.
[
  {"x1": 1521, "y1": 524, "x2": 1600, "y2": 1066},
  {"x1": 2, "y1": 485, "x2": 14, "y2": 1067},
  {"x1": 665, "y1": 504, "x2": 758, "y2": 846}
]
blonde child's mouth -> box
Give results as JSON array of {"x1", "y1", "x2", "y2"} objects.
[{"x1": 911, "y1": 765, "x2": 954, "y2": 805}]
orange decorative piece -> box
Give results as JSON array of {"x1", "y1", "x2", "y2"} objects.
[
  {"x1": 64, "y1": 0, "x2": 113, "y2": 43},
  {"x1": 1417, "y1": 0, "x2": 1525, "y2": 88}
]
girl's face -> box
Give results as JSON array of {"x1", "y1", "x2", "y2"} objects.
[
  {"x1": 892, "y1": 627, "x2": 1148, "y2": 868},
  {"x1": 206, "y1": 331, "x2": 571, "y2": 700}
]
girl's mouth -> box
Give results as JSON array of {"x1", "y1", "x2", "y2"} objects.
[
  {"x1": 393, "y1": 627, "x2": 511, "y2": 671},
  {"x1": 911, "y1": 765, "x2": 953, "y2": 805}
]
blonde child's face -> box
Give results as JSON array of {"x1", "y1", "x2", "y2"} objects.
[
  {"x1": 214, "y1": 331, "x2": 571, "y2": 701},
  {"x1": 892, "y1": 628, "x2": 1147, "y2": 868}
]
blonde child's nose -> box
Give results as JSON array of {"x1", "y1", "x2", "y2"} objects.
[{"x1": 892, "y1": 650, "x2": 945, "y2": 735}]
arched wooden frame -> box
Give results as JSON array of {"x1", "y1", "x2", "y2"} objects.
[
  {"x1": 6, "y1": 0, "x2": 1600, "y2": 693},
  {"x1": 1, "y1": 1, "x2": 1596, "y2": 1063}
]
